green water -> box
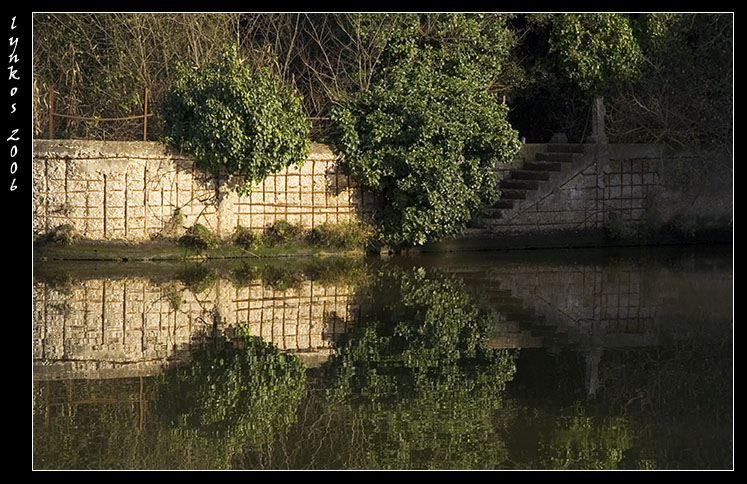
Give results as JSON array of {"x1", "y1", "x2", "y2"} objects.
[{"x1": 32, "y1": 245, "x2": 733, "y2": 470}]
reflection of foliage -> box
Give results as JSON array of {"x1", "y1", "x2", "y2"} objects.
[
  {"x1": 257, "y1": 265, "x2": 306, "y2": 292},
  {"x1": 538, "y1": 407, "x2": 632, "y2": 470},
  {"x1": 324, "y1": 267, "x2": 518, "y2": 469},
  {"x1": 175, "y1": 263, "x2": 219, "y2": 294},
  {"x1": 598, "y1": 342, "x2": 733, "y2": 469},
  {"x1": 33, "y1": 377, "x2": 164, "y2": 469},
  {"x1": 229, "y1": 257, "x2": 374, "y2": 290},
  {"x1": 157, "y1": 328, "x2": 306, "y2": 467}
]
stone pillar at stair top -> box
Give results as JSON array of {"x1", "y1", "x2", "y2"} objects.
[
  {"x1": 588, "y1": 96, "x2": 608, "y2": 145},
  {"x1": 549, "y1": 132, "x2": 568, "y2": 144}
]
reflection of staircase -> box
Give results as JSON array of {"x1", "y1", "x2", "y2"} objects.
[
  {"x1": 477, "y1": 143, "x2": 586, "y2": 226},
  {"x1": 449, "y1": 270, "x2": 570, "y2": 349}
]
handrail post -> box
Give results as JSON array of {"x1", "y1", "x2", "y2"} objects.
[
  {"x1": 48, "y1": 84, "x2": 54, "y2": 139},
  {"x1": 143, "y1": 87, "x2": 149, "y2": 141}
]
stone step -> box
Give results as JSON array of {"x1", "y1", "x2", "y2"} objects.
[
  {"x1": 499, "y1": 179, "x2": 539, "y2": 190},
  {"x1": 524, "y1": 160, "x2": 562, "y2": 172},
  {"x1": 492, "y1": 199, "x2": 515, "y2": 209},
  {"x1": 500, "y1": 188, "x2": 528, "y2": 199},
  {"x1": 546, "y1": 143, "x2": 585, "y2": 153},
  {"x1": 510, "y1": 170, "x2": 550, "y2": 181},
  {"x1": 491, "y1": 297, "x2": 527, "y2": 310},
  {"x1": 536, "y1": 152, "x2": 576, "y2": 163},
  {"x1": 506, "y1": 312, "x2": 544, "y2": 324},
  {"x1": 480, "y1": 208, "x2": 504, "y2": 219}
]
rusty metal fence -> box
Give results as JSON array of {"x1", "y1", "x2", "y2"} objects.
[
  {"x1": 46, "y1": 85, "x2": 332, "y2": 142},
  {"x1": 47, "y1": 85, "x2": 153, "y2": 141}
]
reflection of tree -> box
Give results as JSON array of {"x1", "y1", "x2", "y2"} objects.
[
  {"x1": 33, "y1": 377, "x2": 158, "y2": 469},
  {"x1": 323, "y1": 267, "x2": 519, "y2": 469},
  {"x1": 538, "y1": 408, "x2": 632, "y2": 470},
  {"x1": 34, "y1": 330, "x2": 308, "y2": 470},
  {"x1": 599, "y1": 341, "x2": 733, "y2": 469},
  {"x1": 156, "y1": 328, "x2": 306, "y2": 468},
  {"x1": 502, "y1": 337, "x2": 732, "y2": 470}
]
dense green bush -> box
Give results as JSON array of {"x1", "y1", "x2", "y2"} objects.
[
  {"x1": 548, "y1": 13, "x2": 642, "y2": 98},
  {"x1": 231, "y1": 224, "x2": 260, "y2": 250},
  {"x1": 47, "y1": 224, "x2": 80, "y2": 245},
  {"x1": 308, "y1": 220, "x2": 374, "y2": 249},
  {"x1": 332, "y1": 14, "x2": 522, "y2": 247},
  {"x1": 262, "y1": 219, "x2": 306, "y2": 246},
  {"x1": 178, "y1": 224, "x2": 221, "y2": 251},
  {"x1": 162, "y1": 44, "x2": 311, "y2": 195}
]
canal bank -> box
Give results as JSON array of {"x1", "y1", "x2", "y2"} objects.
[{"x1": 32, "y1": 139, "x2": 732, "y2": 256}]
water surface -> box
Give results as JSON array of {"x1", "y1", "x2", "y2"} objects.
[{"x1": 32, "y1": 245, "x2": 733, "y2": 470}]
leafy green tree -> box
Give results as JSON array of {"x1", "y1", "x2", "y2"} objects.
[
  {"x1": 548, "y1": 13, "x2": 642, "y2": 143},
  {"x1": 162, "y1": 44, "x2": 311, "y2": 195},
  {"x1": 607, "y1": 13, "x2": 732, "y2": 154},
  {"x1": 332, "y1": 14, "x2": 521, "y2": 247},
  {"x1": 506, "y1": 13, "x2": 642, "y2": 143},
  {"x1": 548, "y1": 13, "x2": 642, "y2": 98}
]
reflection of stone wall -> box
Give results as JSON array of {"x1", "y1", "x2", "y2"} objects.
[
  {"x1": 33, "y1": 140, "x2": 379, "y2": 241},
  {"x1": 33, "y1": 277, "x2": 362, "y2": 380}
]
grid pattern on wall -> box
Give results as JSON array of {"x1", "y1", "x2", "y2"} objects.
[
  {"x1": 601, "y1": 159, "x2": 660, "y2": 226},
  {"x1": 32, "y1": 141, "x2": 379, "y2": 241},
  {"x1": 491, "y1": 157, "x2": 662, "y2": 234},
  {"x1": 231, "y1": 157, "x2": 377, "y2": 232}
]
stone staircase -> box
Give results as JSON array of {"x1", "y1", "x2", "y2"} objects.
[{"x1": 476, "y1": 143, "x2": 586, "y2": 227}]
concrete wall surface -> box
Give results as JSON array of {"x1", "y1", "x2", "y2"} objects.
[{"x1": 33, "y1": 139, "x2": 378, "y2": 241}]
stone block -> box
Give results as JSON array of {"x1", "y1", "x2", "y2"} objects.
[
  {"x1": 108, "y1": 191, "x2": 127, "y2": 207},
  {"x1": 107, "y1": 216, "x2": 126, "y2": 233},
  {"x1": 45, "y1": 160, "x2": 67, "y2": 180},
  {"x1": 127, "y1": 190, "x2": 145, "y2": 206},
  {"x1": 286, "y1": 174, "x2": 301, "y2": 190},
  {"x1": 286, "y1": 192, "x2": 301, "y2": 206}
]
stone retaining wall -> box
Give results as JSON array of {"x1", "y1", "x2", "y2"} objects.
[
  {"x1": 33, "y1": 140, "x2": 379, "y2": 241},
  {"x1": 33, "y1": 140, "x2": 732, "y2": 249},
  {"x1": 499, "y1": 145, "x2": 732, "y2": 234},
  {"x1": 426, "y1": 144, "x2": 732, "y2": 251}
]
